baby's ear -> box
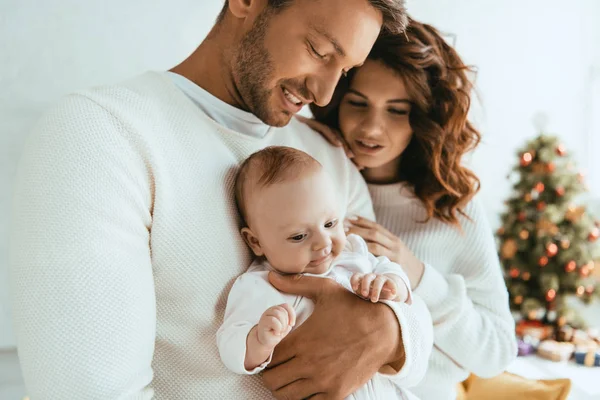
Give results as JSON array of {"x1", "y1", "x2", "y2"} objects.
[{"x1": 241, "y1": 227, "x2": 263, "y2": 256}]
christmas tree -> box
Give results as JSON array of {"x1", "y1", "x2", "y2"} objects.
[{"x1": 497, "y1": 134, "x2": 600, "y2": 327}]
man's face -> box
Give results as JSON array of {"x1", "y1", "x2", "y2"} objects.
[{"x1": 232, "y1": 0, "x2": 382, "y2": 127}]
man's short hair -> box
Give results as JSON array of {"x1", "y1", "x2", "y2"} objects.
[
  {"x1": 235, "y1": 146, "x2": 321, "y2": 224},
  {"x1": 217, "y1": 0, "x2": 408, "y2": 34}
]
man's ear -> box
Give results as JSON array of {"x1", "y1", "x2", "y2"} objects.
[
  {"x1": 241, "y1": 227, "x2": 264, "y2": 256},
  {"x1": 228, "y1": 0, "x2": 266, "y2": 19}
]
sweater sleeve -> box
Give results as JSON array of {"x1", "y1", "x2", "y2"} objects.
[
  {"x1": 413, "y1": 198, "x2": 518, "y2": 378},
  {"x1": 9, "y1": 95, "x2": 156, "y2": 399},
  {"x1": 345, "y1": 160, "x2": 376, "y2": 220},
  {"x1": 216, "y1": 271, "x2": 292, "y2": 375}
]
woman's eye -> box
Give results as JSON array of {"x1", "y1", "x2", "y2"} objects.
[
  {"x1": 290, "y1": 234, "x2": 306, "y2": 242},
  {"x1": 325, "y1": 220, "x2": 338, "y2": 229},
  {"x1": 389, "y1": 108, "x2": 409, "y2": 116},
  {"x1": 348, "y1": 100, "x2": 367, "y2": 108}
]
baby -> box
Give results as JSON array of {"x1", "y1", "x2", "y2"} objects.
[{"x1": 217, "y1": 146, "x2": 416, "y2": 400}]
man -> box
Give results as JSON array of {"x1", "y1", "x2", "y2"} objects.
[{"x1": 10, "y1": 0, "x2": 433, "y2": 398}]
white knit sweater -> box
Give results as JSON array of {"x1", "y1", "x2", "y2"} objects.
[
  {"x1": 9, "y1": 72, "x2": 433, "y2": 399},
  {"x1": 368, "y1": 183, "x2": 518, "y2": 400}
]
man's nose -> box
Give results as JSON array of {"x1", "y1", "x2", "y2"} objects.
[{"x1": 306, "y1": 68, "x2": 342, "y2": 107}]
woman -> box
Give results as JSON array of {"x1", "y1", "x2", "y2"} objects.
[{"x1": 301, "y1": 18, "x2": 518, "y2": 400}]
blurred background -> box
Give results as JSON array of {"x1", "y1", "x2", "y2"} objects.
[{"x1": 1, "y1": 0, "x2": 599, "y2": 398}]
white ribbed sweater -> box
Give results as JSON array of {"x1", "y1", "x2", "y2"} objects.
[
  {"x1": 368, "y1": 183, "x2": 518, "y2": 400},
  {"x1": 9, "y1": 72, "x2": 432, "y2": 399}
]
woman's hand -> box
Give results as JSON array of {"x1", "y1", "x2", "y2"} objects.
[
  {"x1": 345, "y1": 216, "x2": 425, "y2": 290},
  {"x1": 296, "y1": 115, "x2": 362, "y2": 169}
]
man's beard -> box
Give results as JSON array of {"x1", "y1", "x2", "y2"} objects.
[{"x1": 233, "y1": 10, "x2": 291, "y2": 127}]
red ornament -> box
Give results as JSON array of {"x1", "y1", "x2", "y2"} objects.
[
  {"x1": 586, "y1": 286, "x2": 595, "y2": 295},
  {"x1": 522, "y1": 272, "x2": 531, "y2": 281},
  {"x1": 539, "y1": 256, "x2": 549, "y2": 267},
  {"x1": 546, "y1": 243, "x2": 558, "y2": 257},
  {"x1": 520, "y1": 152, "x2": 533, "y2": 167},
  {"x1": 537, "y1": 202, "x2": 547, "y2": 212},
  {"x1": 555, "y1": 186, "x2": 565, "y2": 197},
  {"x1": 535, "y1": 182, "x2": 545, "y2": 193},
  {"x1": 546, "y1": 163, "x2": 556, "y2": 173},
  {"x1": 565, "y1": 261, "x2": 577, "y2": 272},
  {"x1": 581, "y1": 265, "x2": 591, "y2": 277},
  {"x1": 546, "y1": 289, "x2": 557, "y2": 302},
  {"x1": 556, "y1": 144, "x2": 567, "y2": 156},
  {"x1": 509, "y1": 267, "x2": 520, "y2": 278},
  {"x1": 588, "y1": 228, "x2": 599, "y2": 242},
  {"x1": 518, "y1": 212, "x2": 527, "y2": 222}
]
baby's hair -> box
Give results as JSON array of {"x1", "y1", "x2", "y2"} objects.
[{"x1": 235, "y1": 146, "x2": 322, "y2": 225}]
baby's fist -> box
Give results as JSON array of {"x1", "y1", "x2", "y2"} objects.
[{"x1": 257, "y1": 303, "x2": 296, "y2": 348}]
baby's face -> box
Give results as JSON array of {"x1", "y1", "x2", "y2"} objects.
[{"x1": 247, "y1": 169, "x2": 346, "y2": 275}]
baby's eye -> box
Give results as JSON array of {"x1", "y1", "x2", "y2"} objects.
[
  {"x1": 325, "y1": 219, "x2": 338, "y2": 229},
  {"x1": 289, "y1": 234, "x2": 307, "y2": 242}
]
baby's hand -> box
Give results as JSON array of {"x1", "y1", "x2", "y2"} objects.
[
  {"x1": 257, "y1": 303, "x2": 296, "y2": 348},
  {"x1": 351, "y1": 273, "x2": 409, "y2": 303}
]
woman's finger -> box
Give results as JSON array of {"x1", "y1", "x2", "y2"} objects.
[
  {"x1": 346, "y1": 225, "x2": 394, "y2": 250},
  {"x1": 347, "y1": 216, "x2": 397, "y2": 241},
  {"x1": 366, "y1": 241, "x2": 392, "y2": 259},
  {"x1": 296, "y1": 115, "x2": 342, "y2": 147}
]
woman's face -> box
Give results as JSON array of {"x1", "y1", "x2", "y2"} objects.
[{"x1": 338, "y1": 59, "x2": 413, "y2": 175}]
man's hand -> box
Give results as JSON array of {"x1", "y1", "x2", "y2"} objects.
[{"x1": 262, "y1": 272, "x2": 404, "y2": 400}]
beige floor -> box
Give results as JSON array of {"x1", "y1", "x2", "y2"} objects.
[{"x1": 0, "y1": 349, "x2": 26, "y2": 400}]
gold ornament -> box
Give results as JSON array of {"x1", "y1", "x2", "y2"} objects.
[
  {"x1": 556, "y1": 144, "x2": 567, "y2": 156},
  {"x1": 519, "y1": 230, "x2": 530, "y2": 240},
  {"x1": 565, "y1": 261, "x2": 577, "y2": 272},
  {"x1": 560, "y1": 238, "x2": 570, "y2": 249},
  {"x1": 522, "y1": 272, "x2": 531, "y2": 281},
  {"x1": 555, "y1": 186, "x2": 565, "y2": 197},
  {"x1": 497, "y1": 227, "x2": 505, "y2": 235},
  {"x1": 578, "y1": 172, "x2": 585, "y2": 183},
  {"x1": 577, "y1": 286, "x2": 585, "y2": 296},
  {"x1": 501, "y1": 239, "x2": 518, "y2": 259},
  {"x1": 565, "y1": 206, "x2": 585, "y2": 222},
  {"x1": 515, "y1": 295, "x2": 524, "y2": 305},
  {"x1": 546, "y1": 163, "x2": 556, "y2": 173},
  {"x1": 537, "y1": 218, "x2": 559, "y2": 236},
  {"x1": 524, "y1": 193, "x2": 533, "y2": 202},
  {"x1": 532, "y1": 163, "x2": 546, "y2": 174}
]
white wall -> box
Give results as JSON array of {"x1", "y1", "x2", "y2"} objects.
[
  {"x1": 407, "y1": 0, "x2": 600, "y2": 225},
  {"x1": 0, "y1": 0, "x2": 223, "y2": 349},
  {"x1": 1, "y1": 0, "x2": 599, "y2": 349}
]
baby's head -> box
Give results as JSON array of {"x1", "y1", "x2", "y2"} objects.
[{"x1": 236, "y1": 146, "x2": 346, "y2": 275}]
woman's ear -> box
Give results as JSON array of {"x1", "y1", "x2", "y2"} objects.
[{"x1": 241, "y1": 227, "x2": 264, "y2": 256}]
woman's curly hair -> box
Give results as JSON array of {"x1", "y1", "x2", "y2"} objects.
[{"x1": 311, "y1": 18, "x2": 481, "y2": 227}]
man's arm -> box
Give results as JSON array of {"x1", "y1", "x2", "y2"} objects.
[{"x1": 9, "y1": 95, "x2": 156, "y2": 399}]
